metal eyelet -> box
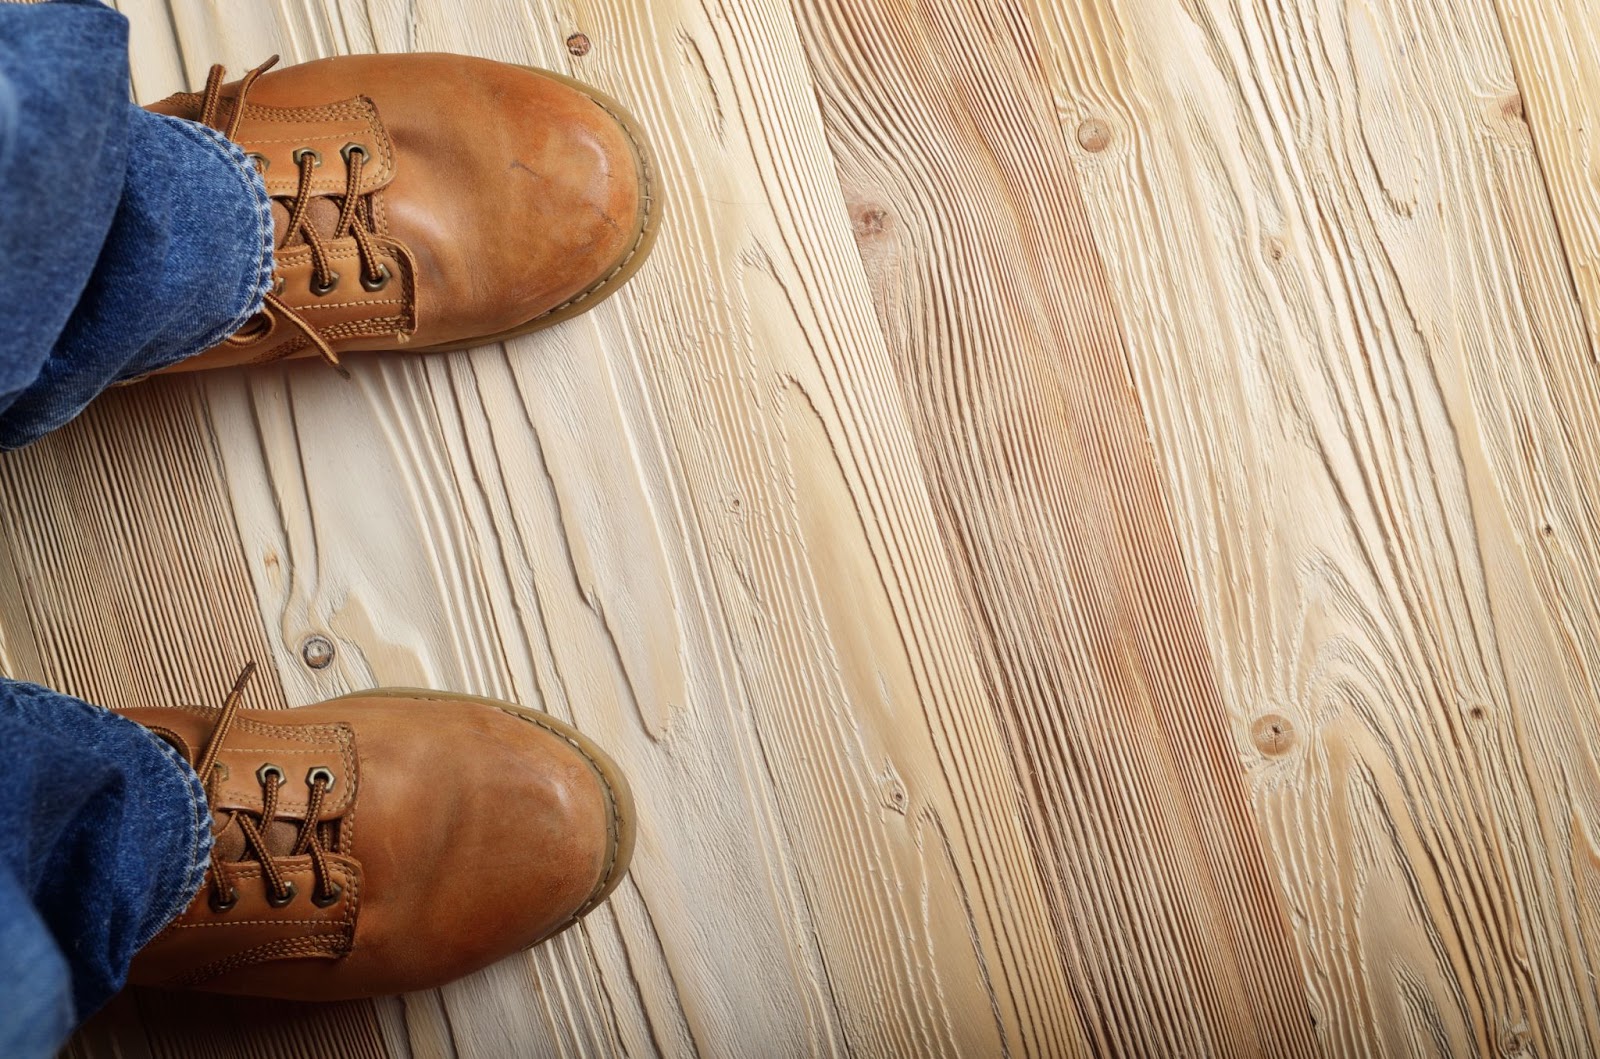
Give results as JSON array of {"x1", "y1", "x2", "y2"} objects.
[
  {"x1": 307, "y1": 766, "x2": 336, "y2": 791},
  {"x1": 209, "y1": 886, "x2": 239, "y2": 913},
  {"x1": 256, "y1": 763, "x2": 285, "y2": 787},
  {"x1": 360, "y1": 264, "x2": 391, "y2": 292},
  {"x1": 312, "y1": 882, "x2": 344, "y2": 908},
  {"x1": 291, "y1": 147, "x2": 323, "y2": 168},
  {"x1": 271, "y1": 274, "x2": 285, "y2": 296},
  {"x1": 311, "y1": 271, "x2": 341, "y2": 296},
  {"x1": 267, "y1": 881, "x2": 298, "y2": 908},
  {"x1": 245, "y1": 151, "x2": 269, "y2": 172},
  {"x1": 340, "y1": 142, "x2": 369, "y2": 164}
]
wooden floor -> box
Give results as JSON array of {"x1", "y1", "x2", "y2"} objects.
[{"x1": 6, "y1": 0, "x2": 1600, "y2": 1054}]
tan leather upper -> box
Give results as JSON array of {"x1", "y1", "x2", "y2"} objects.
[
  {"x1": 122, "y1": 691, "x2": 628, "y2": 1000},
  {"x1": 146, "y1": 53, "x2": 650, "y2": 369}
]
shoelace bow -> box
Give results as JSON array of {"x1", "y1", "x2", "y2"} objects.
[
  {"x1": 195, "y1": 662, "x2": 343, "y2": 912},
  {"x1": 197, "y1": 55, "x2": 394, "y2": 376}
]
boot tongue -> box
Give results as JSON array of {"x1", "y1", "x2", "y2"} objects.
[
  {"x1": 211, "y1": 812, "x2": 301, "y2": 861},
  {"x1": 271, "y1": 197, "x2": 345, "y2": 246},
  {"x1": 153, "y1": 715, "x2": 291, "y2": 862}
]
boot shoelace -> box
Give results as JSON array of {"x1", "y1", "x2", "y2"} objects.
[
  {"x1": 195, "y1": 662, "x2": 343, "y2": 912},
  {"x1": 197, "y1": 55, "x2": 396, "y2": 375}
]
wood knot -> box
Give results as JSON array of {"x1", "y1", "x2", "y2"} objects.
[
  {"x1": 566, "y1": 32, "x2": 592, "y2": 56},
  {"x1": 1500, "y1": 1019, "x2": 1532, "y2": 1056},
  {"x1": 877, "y1": 759, "x2": 909, "y2": 816},
  {"x1": 1484, "y1": 94, "x2": 1528, "y2": 140},
  {"x1": 301, "y1": 635, "x2": 335, "y2": 670},
  {"x1": 852, "y1": 205, "x2": 891, "y2": 238},
  {"x1": 1264, "y1": 236, "x2": 1287, "y2": 262},
  {"x1": 1076, "y1": 117, "x2": 1112, "y2": 153},
  {"x1": 1251, "y1": 713, "x2": 1296, "y2": 756}
]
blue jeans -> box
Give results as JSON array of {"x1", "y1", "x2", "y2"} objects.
[
  {"x1": 0, "y1": 2, "x2": 273, "y2": 1054},
  {"x1": 0, "y1": 0, "x2": 273, "y2": 449},
  {"x1": 0, "y1": 686, "x2": 214, "y2": 1057}
]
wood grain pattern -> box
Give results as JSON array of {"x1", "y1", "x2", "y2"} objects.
[
  {"x1": 6, "y1": 0, "x2": 1600, "y2": 1054},
  {"x1": 34, "y1": 0, "x2": 1072, "y2": 1055},
  {"x1": 0, "y1": 382, "x2": 286, "y2": 713},
  {"x1": 1494, "y1": 0, "x2": 1600, "y2": 358},
  {"x1": 791, "y1": 1, "x2": 1318, "y2": 1055},
  {"x1": 1030, "y1": 0, "x2": 1600, "y2": 1053}
]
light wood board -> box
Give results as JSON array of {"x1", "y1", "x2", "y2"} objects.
[{"x1": 3, "y1": 0, "x2": 1598, "y2": 1055}]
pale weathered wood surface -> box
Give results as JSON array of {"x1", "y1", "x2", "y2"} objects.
[
  {"x1": 1495, "y1": 0, "x2": 1600, "y2": 362},
  {"x1": 3, "y1": 0, "x2": 1600, "y2": 1055},
  {"x1": 792, "y1": 2, "x2": 1315, "y2": 1055},
  {"x1": 1031, "y1": 0, "x2": 1600, "y2": 1054}
]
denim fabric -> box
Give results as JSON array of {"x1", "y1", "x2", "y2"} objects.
[
  {"x1": 0, "y1": 681, "x2": 212, "y2": 1058},
  {"x1": 0, "y1": 0, "x2": 274, "y2": 450},
  {"x1": 0, "y1": 1, "x2": 267, "y2": 1053}
]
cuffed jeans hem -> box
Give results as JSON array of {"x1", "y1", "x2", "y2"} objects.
[
  {"x1": 116, "y1": 112, "x2": 275, "y2": 380},
  {"x1": 0, "y1": 105, "x2": 277, "y2": 451},
  {"x1": 125, "y1": 717, "x2": 213, "y2": 948}
]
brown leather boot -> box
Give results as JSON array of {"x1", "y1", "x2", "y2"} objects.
[
  {"x1": 144, "y1": 52, "x2": 660, "y2": 373},
  {"x1": 121, "y1": 664, "x2": 634, "y2": 999}
]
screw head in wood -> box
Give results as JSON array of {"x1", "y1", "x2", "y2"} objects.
[{"x1": 301, "y1": 635, "x2": 335, "y2": 670}]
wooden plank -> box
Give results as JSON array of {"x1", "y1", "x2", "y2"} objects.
[
  {"x1": 0, "y1": 382, "x2": 286, "y2": 713},
  {"x1": 1028, "y1": 0, "x2": 1600, "y2": 1053},
  {"x1": 1493, "y1": 0, "x2": 1600, "y2": 357},
  {"x1": 85, "y1": 0, "x2": 1082, "y2": 1055},
  {"x1": 790, "y1": 1, "x2": 1320, "y2": 1056}
]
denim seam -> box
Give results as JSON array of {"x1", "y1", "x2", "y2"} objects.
[
  {"x1": 126, "y1": 721, "x2": 213, "y2": 948},
  {"x1": 132, "y1": 114, "x2": 275, "y2": 368}
]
